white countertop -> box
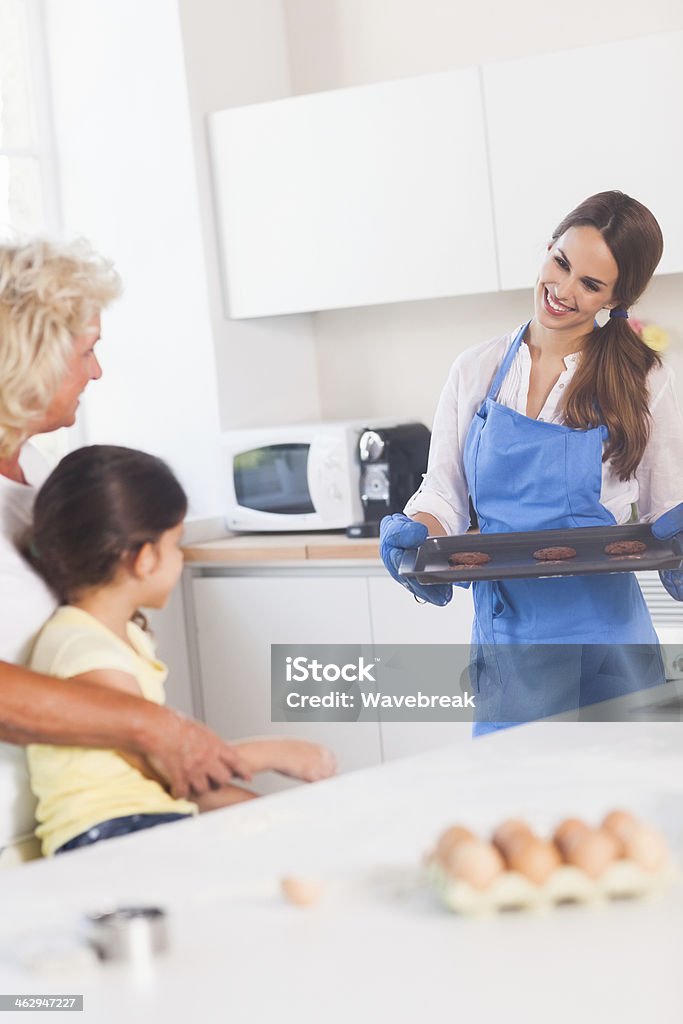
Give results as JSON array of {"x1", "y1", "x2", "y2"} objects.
[{"x1": 1, "y1": 722, "x2": 682, "y2": 1022}]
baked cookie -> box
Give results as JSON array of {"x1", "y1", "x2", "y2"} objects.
[
  {"x1": 448, "y1": 551, "x2": 491, "y2": 567},
  {"x1": 604, "y1": 540, "x2": 647, "y2": 556},
  {"x1": 533, "y1": 546, "x2": 577, "y2": 561}
]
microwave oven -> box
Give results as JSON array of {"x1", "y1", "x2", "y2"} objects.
[{"x1": 223, "y1": 421, "x2": 373, "y2": 531}]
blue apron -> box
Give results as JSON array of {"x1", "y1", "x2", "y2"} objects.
[{"x1": 463, "y1": 323, "x2": 663, "y2": 732}]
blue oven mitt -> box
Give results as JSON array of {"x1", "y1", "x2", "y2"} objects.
[
  {"x1": 652, "y1": 502, "x2": 683, "y2": 601},
  {"x1": 380, "y1": 513, "x2": 459, "y2": 606}
]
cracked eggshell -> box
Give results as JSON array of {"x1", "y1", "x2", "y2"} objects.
[{"x1": 280, "y1": 877, "x2": 324, "y2": 907}]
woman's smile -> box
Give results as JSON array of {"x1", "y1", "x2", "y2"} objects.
[{"x1": 543, "y1": 287, "x2": 576, "y2": 316}]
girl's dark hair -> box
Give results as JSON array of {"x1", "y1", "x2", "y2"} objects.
[
  {"x1": 24, "y1": 445, "x2": 187, "y2": 607},
  {"x1": 554, "y1": 191, "x2": 664, "y2": 480}
]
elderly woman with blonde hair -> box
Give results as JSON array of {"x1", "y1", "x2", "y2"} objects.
[{"x1": 0, "y1": 239, "x2": 247, "y2": 861}]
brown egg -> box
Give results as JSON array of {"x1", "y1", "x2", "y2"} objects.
[
  {"x1": 563, "y1": 830, "x2": 618, "y2": 879},
  {"x1": 280, "y1": 877, "x2": 324, "y2": 907},
  {"x1": 622, "y1": 826, "x2": 668, "y2": 872},
  {"x1": 444, "y1": 839, "x2": 505, "y2": 890},
  {"x1": 601, "y1": 809, "x2": 639, "y2": 847},
  {"x1": 507, "y1": 836, "x2": 562, "y2": 886},
  {"x1": 505, "y1": 828, "x2": 541, "y2": 855},
  {"x1": 553, "y1": 818, "x2": 590, "y2": 854},
  {"x1": 434, "y1": 825, "x2": 476, "y2": 865},
  {"x1": 492, "y1": 818, "x2": 533, "y2": 858}
]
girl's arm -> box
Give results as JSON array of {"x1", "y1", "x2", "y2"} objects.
[
  {"x1": 0, "y1": 660, "x2": 250, "y2": 796},
  {"x1": 64, "y1": 668, "x2": 163, "y2": 782},
  {"x1": 229, "y1": 737, "x2": 336, "y2": 782},
  {"x1": 194, "y1": 784, "x2": 258, "y2": 811},
  {"x1": 68, "y1": 667, "x2": 142, "y2": 697},
  {"x1": 192, "y1": 739, "x2": 337, "y2": 815},
  {"x1": 64, "y1": 668, "x2": 254, "y2": 787}
]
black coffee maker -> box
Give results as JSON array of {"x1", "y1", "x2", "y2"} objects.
[{"x1": 346, "y1": 422, "x2": 431, "y2": 538}]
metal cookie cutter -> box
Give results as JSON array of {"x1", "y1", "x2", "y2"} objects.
[{"x1": 86, "y1": 906, "x2": 168, "y2": 963}]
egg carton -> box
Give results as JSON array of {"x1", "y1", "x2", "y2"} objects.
[{"x1": 427, "y1": 857, "x2": 676, "y2": 915}]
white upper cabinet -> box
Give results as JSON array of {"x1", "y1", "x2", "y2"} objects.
[
  {"x1": 209, "y1": 69, "x2": 498, "y2": 317},
  {"x1": 209, "y1": 31, "x2": 683, "y2": 316},
  {"x1": 483, "y1": 31, "x2": 683, "y2": 290}
]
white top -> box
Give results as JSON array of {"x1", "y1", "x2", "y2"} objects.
[
  {"x1": 0, "y1": 443, "x2": 56, "y2": 848},
  {"x1": 404, "y1": 326, "x2": 683, "y2": 535}
]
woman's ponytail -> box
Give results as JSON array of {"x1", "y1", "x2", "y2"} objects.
[
  {"x1": 552, "y1": 191, "x2": 664, "y2": 479},
  {"x1": 563, "y1": 318, "x2": 660, "y2": 480}
]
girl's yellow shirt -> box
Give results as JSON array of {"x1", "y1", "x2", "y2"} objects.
[{"x1": 27, "y1": 606, "x2": 197, "y2": 856}]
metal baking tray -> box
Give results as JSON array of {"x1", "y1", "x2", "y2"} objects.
[{"x1": 399, "y1": 524, "x2": 683, "y2": 584}]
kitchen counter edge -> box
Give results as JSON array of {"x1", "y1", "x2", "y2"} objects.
[{"x1": 182, "y1": 531, "x2": 381, "y2": 565}]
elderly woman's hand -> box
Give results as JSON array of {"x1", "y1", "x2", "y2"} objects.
[
  {"x1": 652, "y1": 503, "x2": 683, "y2": 601},
  {"x1": 144, "y1": 709, "x2": 253, "y2": 799}
]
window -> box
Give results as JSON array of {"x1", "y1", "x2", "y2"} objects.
[
  {"x1": 0, "y1": 0, "x2": 59, "y2": 237},
  {"x1": 1, "y1": 0, "x2": 66, "y2": 461}
]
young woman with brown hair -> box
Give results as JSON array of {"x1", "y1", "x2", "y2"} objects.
[{"x1": 380, "y1": 191, "x2": 683, "y2": 731}]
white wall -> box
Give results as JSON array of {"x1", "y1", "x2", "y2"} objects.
[
  {"x1": 281, "y1": 0, "x2": 683, "y2": 424},
  {"x1": 177, "y1": 0, "x2": 321, "y2": 431},
  {"x1": 43, "y1": 0, "x2": 222, "y2": 519},
  {"x1": 283, "y1": 0, "x2": 683, "y2": 89}
]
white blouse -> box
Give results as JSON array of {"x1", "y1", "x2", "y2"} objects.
[
  {"x1": 0, "y1": 443, "x2": 55, "y2": 850},
  {"x1": 404, "y1": 325, "x2": 683, "y2": 535}
]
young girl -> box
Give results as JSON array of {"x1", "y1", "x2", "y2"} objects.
[
  {"x1": 23, "y1": 445, "x2": 336, "y2": 855},
  {"x1": 380, "y1": 190, "x2": 683, "y2": 732}
]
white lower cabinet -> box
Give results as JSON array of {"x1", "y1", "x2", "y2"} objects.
[
  {"x1": 189, "y1": 570, "x2": 476, "y2": 780},
  {"x1": 367, "y1": 577, "x2": 473, "y2": 644},
  {"x1": 367, "y1": 577, "x2": 475, "y2": 761},
  {"x1": 191, "y1": 574, "x2": 381, "y2": 790}
]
